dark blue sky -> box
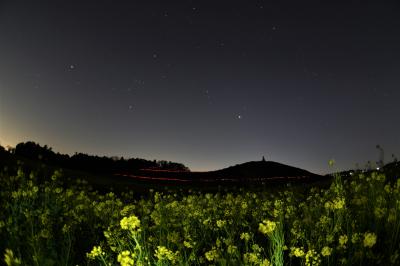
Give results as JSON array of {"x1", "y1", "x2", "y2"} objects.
[{"x1": 0, "y1": 1, "x2": 399, "y2": 173}]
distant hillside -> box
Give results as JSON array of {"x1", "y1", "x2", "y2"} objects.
[
  {"x1": 131, "y1": 160, "x2": 324, "y2": 183},
  {"x1": 331, "y1": 160, "x2": 400, "y2": 182},
  {"x1": 1, "y1": 142, "x2": 329, "y2": 186},
  {"x1": 209, "y1": 160, "x2": 320, "y2": 179},
  {"x1": 383, "y1": 160, "x2": 400, "y2": 178},
  {"x1": 2, "y1": 142, "x2": 398, "y2": 192}
]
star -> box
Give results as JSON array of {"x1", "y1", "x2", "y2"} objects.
[
  {"x1": 237, "y1": 114, "x2": 242, "y2": 119},
  {"x1": 128, "y1": 105, "x2": 134, "y2": 110},
  {"x1": 69, "y1": 64, "x2": 76, "y2": 70}
]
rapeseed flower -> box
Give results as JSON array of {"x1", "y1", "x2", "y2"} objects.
[
  {"x1": 333, "y1": 197, "x2": 345, "y2": 209},
  {"x1": 183, "y1": 241, "x2": 193, "y2": 248},
  {"x1": 120, "y1": 215, "x2": 140, "y2": 231},
  {"x1": 216, "y1": 219, "x2": 226, "y2": 228},
  {"x1": 351, "y1": 233, "x2": 360, "y2": 244},
  {"x1": 87, "y1": 246, "x2": 104, "y2": 259},
  {"x1": 305, "y1": 249, "x2": 321, "y2": 266},
  {"x1": 155, "y1": 246, "x2": 178, "y2": 263},
  {"x1": 252, "y1": 244, "x2": 262, "y2": 253},
  {"x1": 363, "y1": 232, "x2": 377, "y2": 248},
  {"x1": 291, "y1": 247, "x2": 305, "y2": 257},
  {"x1": 4, "y1": 249, "x2": 21, "y2": 266},
  {"x1": 243, "y1": 252, "x2": 260, "y2": 264},
  {"x1": 240, "y1": 232, "x2": 251, "y2": 242},
  {"x1": 374, "y1": 207, "x2": 386, "y2": 219},
  {"x1": 321, "y1": 246, "x2": 332, "y2": 257},
  {"x1": 227, "y1": 245, "x2": 238, "y2": 255},
  {"x1": 205, "y1": 248, "x2": 219, "y2": 262},
  {"x1": 261, "y1": 259, "x2": 271, "y2": 266},
  {"x1": 339, "y1": 235, "x2": 348, "y2": 248},
  {"x1": 259, "y1": 220, "x2": 277, "y2": 235},
  {"x1": 117, "y1": 250, "x2": 134, "y2": 266},
  {"x1": 324, "y1": 202, "x2": 332, "y2": 209}
]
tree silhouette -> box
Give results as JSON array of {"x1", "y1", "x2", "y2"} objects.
[
  {"x1": 13, "y1": 141, "x2": 190, "y2": 174},
  {"x1": 376, "y1": 145, "x2": 384, "y2": 168}
]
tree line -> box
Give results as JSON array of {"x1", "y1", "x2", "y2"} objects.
[{"x1": 1, "y1": 141, "x2": 189, "y2": 174}]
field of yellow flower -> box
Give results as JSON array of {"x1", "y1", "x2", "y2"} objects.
[{"x1": 1, "y1": 162, "x2": 400, "y2": 265}]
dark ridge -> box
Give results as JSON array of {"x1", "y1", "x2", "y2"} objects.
[
  {"x1": 209, "y1": 160, "x2": 319, "y2": 179},
  {"x1": 131, "y1": 160, "x2": 325, "y2": 184},
  {"x1": 1, "y1": 142, "x2": 327, "y2": 187},
  {"x1": 8, "y1": 141, "x2": 189, "y2": 173}
]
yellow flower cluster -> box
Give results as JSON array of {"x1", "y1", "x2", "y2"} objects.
[
  {"x1": 227, "y1": 245, "x2": 238, "y2": 255},
  {"x1": 4, "y1": 249, "x2": 21, "y2": 266},
  {"x1": 333, "y1": 197, "x2": 345, "y2": 209},
  {"x1": 339, "y1": 235, "x2": 348, "y2": 248},
  {"x1": 321, "y1": 246, "x2": 332, "y2": 257},
  {"x1": 205, "y1": 247, "x2": 219, "y2": 262},
  {"x1": 363, "y1": 232, "x2": 377, "y2": 248},
  {"x1": 325, "y1": 197, "x2": 345, "y2": 210},
  {"x1": 87, "y1": 246, "x2": 105, "y2": 259},
  {"x1": 305, "y1": 249, "x2": 321, "y2": 266},
  {"x1": 243, "y1": 244, "x2": 265, "y2": 265},
  {"x1": 120, "y1": 215, "x2": 140, "y2": 231},
  {"x1": 240, "y1": 232, "x2": 251, "y2": 242},
  {"x1": 374, "y1": 207, "x2": 386, "y2": 219},
  {"x1": 216, "y1": 219, "x2": 226, "y2": 228},
  {"x1": 183, "y1": 240, "x2": 193, "y2": 248},
  {"x1": 351, "y1": 233, "x2": 360, "y2": 244},
  {"x1": 259, "y1": 220, "x2": 277, "y2": 235},
  {"x1": 290, "y1": 247, "x2": 305, "y2": 257},
  {"x1": 117, "y1": 250, "x2": 134, "y2": 266},
  {"x1": 155, "y1": 246, "x2": 178, "y2": 263},
  {"x1": 243, "y1": 252, "x2": 259, "y2": 264},
  {"x1": 261, "y1": 258, "x2": 271, "y2": 266}
]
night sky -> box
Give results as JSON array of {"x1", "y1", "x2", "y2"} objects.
[{"x1": 0, "y1": 1, "x2": 399, "y2": 174}]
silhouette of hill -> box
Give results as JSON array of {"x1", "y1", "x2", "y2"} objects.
[
  {"x1": 126, "y1": 160, "x2": 324, "y2": 184},
  {"x1": 1, "y1": 142, "x2": 326, "y2": 186},
  {"x1": 2, "y1": 142, "x2": 399, "y2": 193},
  {"x1": 330, "y1": 160, "x2": 400, "y2": 184},
  {"x1": 208, "y1": 160, "x2": 320, "y2": 179},
  {"x1": 383, "y1": 160, "x2": 400, "y2": 174}
]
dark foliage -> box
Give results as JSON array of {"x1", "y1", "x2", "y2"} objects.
[{"x1": 12, "y1": 141, "x2": 189, "y2": 174}]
